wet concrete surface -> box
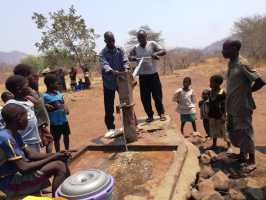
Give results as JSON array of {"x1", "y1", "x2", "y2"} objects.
[{"x1": 70, "y1": 151, "x2": 174, "y2": 200}]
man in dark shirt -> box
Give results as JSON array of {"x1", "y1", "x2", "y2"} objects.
[{"x1": 99, "y1": 31, "x2": 129, "y2": 138}]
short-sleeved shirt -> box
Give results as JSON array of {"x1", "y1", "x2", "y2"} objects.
[
  {"x1": 226, "y1": 56, "x2": 259, "y2": 116},
  {"x1": 0, "y1": 128, "x2": 27, "y2": 178},
  {"x1": 208, "y1": 89, "x2": 226, "y2": 119},
  {"x1": 173, "y1": 88, "x2": 196, "y2": 114},
  {"x1": 130, "y1": 41, "x2": 163, "y2": 75},
  {"x1": 43, "y1": 91, "x2": 68, "y2": 126},
  {"x1": 5, "y1": 100, "x2": 41, "y2": 145}
]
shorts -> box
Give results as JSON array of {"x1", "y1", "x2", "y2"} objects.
[
  {"x1": 180, "y1": 113, "x2": 196, "y2": 123},
  {"x1": 50, "y1": 122, "x2": 71, "y2": 141},
  {"x1": 0, "y1": 171, "x2": 50, "y2": 198}
]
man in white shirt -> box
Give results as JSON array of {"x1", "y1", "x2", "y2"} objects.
[{"x1": 129, "y1": 30, "x2": 166, "y2": 122}]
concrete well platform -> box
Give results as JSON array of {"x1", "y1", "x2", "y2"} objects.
[{"x1": 69, "y1": 115, "x2": 200, "y2": 200}]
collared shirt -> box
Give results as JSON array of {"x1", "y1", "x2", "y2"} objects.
[
  {"x1": 173, "y1": 88, "x2": 196, "y2": 114},
  {"x1": 0, "y1": 128, "x2": 27, "y2": 178},
  {"x1": 130, "y1": 41, "x2": 163, "y2": 75},
  {"x1": 99, "y1": 46, "x2": 129, "y2": 90},
  {"x1": 43, "y1": 91, "x2": 68, "y2": 126},
  {"x1": 226, "y1": 56, "x2": 259, "y2": 116},
  {"x1": 5, "y1": 100, "x2": 41, "y2": 145}
]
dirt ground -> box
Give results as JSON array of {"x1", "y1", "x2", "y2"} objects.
[
  {"x1": 61, "y1": 58, "x2": 266, "y2": 152},
  {"x1": 0, "y1": 57, "x2": 266, "y2": 196}
]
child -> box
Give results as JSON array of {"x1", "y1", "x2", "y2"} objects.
[
  {"x1": 5, "y1": 75, "x2": 42, "y2": 152},
  {"x1": 199, "y1": 89, "x2": 210, "y2": 138},
  {"x1": 14, "y1": 64, "x2": 53, "y2": 153},
  {"x1": 43, "y1": 74, "x2": 71, "y2": 152},
  {"x1": 208, "y1": 75, "x2": 231, "y2": 149},
  {"x1": 1, "y1": 91, "x2": 14, "y2": 103},
  {"x1": 0, "y1": 91, "x2": 15, "y2": 130},
  {"x1": 173, "y1": 77, "x2": 197, "y2": 135},
  {"x1": 0, "y1": 103, "x2": 70, "y2": 198}
]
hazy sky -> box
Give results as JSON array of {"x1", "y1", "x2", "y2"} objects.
[{"x1": 0, "y1": 0, "x2": 265, "y2": 54}]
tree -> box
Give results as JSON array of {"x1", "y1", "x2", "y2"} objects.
[
  {"x1": 127, "y1": 25, "x2": 163, "y2": 46},
  {"x1": 234, "y1": 15, "x2": 266, "y2": 61},
  {"x1": 32, "y1": 5, "x2": 99, "y2": 79},
  {"x1": 43, "y1": 49, "x2": 76, "y2": 70},
  {"x1": 21, "y1": 55, "x2": 44, "y2": 72}
]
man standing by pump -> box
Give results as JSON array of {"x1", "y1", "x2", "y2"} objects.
[
  {"x1": 99, "y1": 31, "x2": 129, "y2": 138},
  {"x1": 129, "y1": 30, "x2": 166, "y2": 122}
]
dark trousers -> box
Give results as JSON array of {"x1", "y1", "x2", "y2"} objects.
[
  {"x1": 139, "y1": 73, "x2": 165, "y2": 118},
  {"x1": 104, "y1": 87, "x2": 116, "y2": 130}
]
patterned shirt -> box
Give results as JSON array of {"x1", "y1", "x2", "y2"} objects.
[{"x1": 0, "y1": 128, "x2": 27, "y2": 178}]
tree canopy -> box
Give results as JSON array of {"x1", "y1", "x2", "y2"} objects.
[
  {"x1": 234, "y1": 15, "x2": 266, "y2": 60},
  {"x1": 127, "y1": 25, "x2": 163, "y2": 47},
  {"x1": 32, "y1": 5, "x2": 99, "y2": 70},
  {"x1": 21, "y1": 55, "x2": 44, "y2": 72}
]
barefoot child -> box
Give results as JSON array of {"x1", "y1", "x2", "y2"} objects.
[
  {"x1": 173, "y1": 77, "x2": 197, "y2": 135},
  {"x1": 208, "y1": 75, "x2": 231, "y2": 149},
  {"x1": 43, "y1": 74, "x2": 71, "y2": 152},
  {"x1": 198, "y1": 89, "x2": 210, "y2": 138},
  {"x1": 0, "y1": 103, "x2": 70, "y2": 198}
]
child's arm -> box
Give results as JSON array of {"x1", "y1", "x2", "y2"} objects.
[
  {"x1": 172, "y1": 90, "x2": 180, "y2": 104},
  {"x1": 252, "y1": 78, "x2": 266, "y2": 92},
  {"x1": 191, "y1": 90, "x2": 196, "y2": 104},
  {"x1": 64, "y1": 104, "x2": 70, "y2": 115}
]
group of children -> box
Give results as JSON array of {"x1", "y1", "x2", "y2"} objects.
[
  {"x1": 173, "y1": 75, "x2": 231, "y2": 149},
  {"x1": 0, "y1": 64, "x2": 72, "y2": 198}
]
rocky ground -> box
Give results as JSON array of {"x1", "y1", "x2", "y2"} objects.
[{"x1": 186, "y1": 132, "x2": 266, "y2": 200}]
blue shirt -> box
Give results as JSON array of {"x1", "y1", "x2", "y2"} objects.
[
  {"x1": 5, "y1": 100, "x2": 41, "y2": 145},
  {"x1": 43, "y1": 91, "x2": 68, "y2": 126},
  {"x1": 0, "y1": 129, "x2": 27, "y2": 180},
  {"x1": 99, "y1": 46, "x2": 129, "y2": 90}
]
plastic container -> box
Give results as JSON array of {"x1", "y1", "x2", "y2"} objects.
[{"x1": 56, "y1": 170, "x2": 114, "y2": 200}]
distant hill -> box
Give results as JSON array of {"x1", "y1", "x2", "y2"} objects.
[
  {"x1": 0, "y1": 51, "x2": 28, "y2": 66},
  {"x1": 202, "y1": 35, "x2": 239, "y2": 55}
]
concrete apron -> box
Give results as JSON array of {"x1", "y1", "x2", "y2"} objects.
[{"x1": 69, "y1": 115, "x2": 200, "y2": 200}]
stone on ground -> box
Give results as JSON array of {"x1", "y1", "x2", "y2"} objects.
[
  {"x1": 200, "y1": 165, "x2": 215, "y2": 179},
  {"x1": 210, "y1": 170, "x2": 230, "y2": 191},
  {"x1": 229, "y1": 189, "x2": 246, "y2": 200},
  {"x1": 201, "y1": 191, "x2": 224, "y2": 200},
  {"x1": 244, "y1": 178, "x2": 264, "y2": 200},
  {"x1": 199, "y1": 153, "x2": 211, "y2": 165},
  {"x1": 206, "y1": 150, "x2": 218, "y2": 160},
  {"x1": 198, "y1": 179, "x2": 215, "y2": 194}
]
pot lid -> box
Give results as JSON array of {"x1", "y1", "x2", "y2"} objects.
[{"x1": 59, "y1": 170, "x2": 109, "y2": 197}]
